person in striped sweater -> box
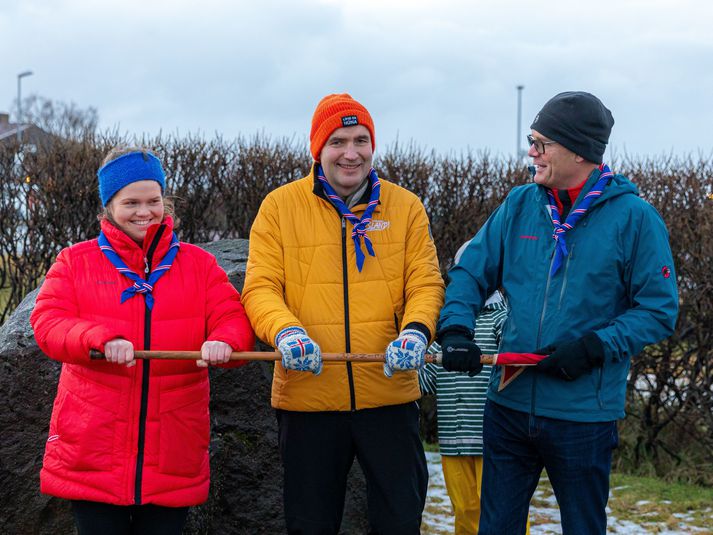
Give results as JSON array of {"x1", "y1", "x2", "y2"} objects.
[{"x1": 420, "y1": 289, "x2": 529, "y2": 535}]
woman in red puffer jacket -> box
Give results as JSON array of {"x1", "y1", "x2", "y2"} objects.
[{"x1": 30, "y1": 147, "x2": 255, "y2": 535}]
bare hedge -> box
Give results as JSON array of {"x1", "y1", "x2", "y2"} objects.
[{"x1": 1, "y1": 134, "x2": 711, "y2": 483}]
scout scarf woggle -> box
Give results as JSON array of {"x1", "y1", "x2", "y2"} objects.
[
  {"x1": 98, "y1": 231, "x2": 180, "y2": 309},
  {"x1": 316, "y1": 164, "x2": 381, "y2": 272},
  {"x1": 546, "y1": 163, "x2": 613, "y2": 275}
]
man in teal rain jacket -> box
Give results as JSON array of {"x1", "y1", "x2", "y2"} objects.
[{"x1": 437, "y1": 91, "x2": 678, "y2": 535}]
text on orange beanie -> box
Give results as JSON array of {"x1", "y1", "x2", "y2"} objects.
[{"x1": 310, "y1": 93, "x2": 375, "y2": 161}]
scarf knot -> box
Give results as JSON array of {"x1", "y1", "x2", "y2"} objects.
[
  {"x1": 317, "y1": 165, "x2": 381, "y2": 272},
  {"x1": 546, "y1": 163, "x2": 613, "y2": 276},
  {"x1": 98, "y1": 231, "x2": 180, "y2": 309}
]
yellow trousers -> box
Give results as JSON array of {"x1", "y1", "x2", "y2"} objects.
[{"x1": 441, "y1": 455, "x2": 531, "y2": 535}]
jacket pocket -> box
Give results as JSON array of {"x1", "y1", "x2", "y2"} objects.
[
  {"x1": 49, "y1": 387, "x2": 117, "y2": 472},
  {"x1": 158, "y1": 382, "x2": 210, "y2": 477}
]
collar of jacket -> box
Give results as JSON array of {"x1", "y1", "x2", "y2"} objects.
[
  {"x1": 100, "y1": 216, "x2": 175, "y2": 272},
  {"x1": 536, "y1": 166, "x2": 611, "y2": 208},
  {"x1": 309, "y1": 163, "x2": 383, "y2": 214}
]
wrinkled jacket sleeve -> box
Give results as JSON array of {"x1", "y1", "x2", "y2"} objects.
[
  {"x1": 438, "y1": 202, "x2": 507, "y2": 334},
  {"x1": 203, "y1": 253, "x2": 255, "y2": 368},
  {"x1": 241, "y1": 193, "x2": 303, "y2": 346},
  {"x1": 30, "y1": 248, "x2": 125, "y2": 364},
  {"x1": 402, "y1": 199, "x2": 445, "y2": 340},
  {"x1": 594, "y1": 204, "x2": 679, "y2": 361},
  {"x1": 418, "y1": 362, "x2": 438, "y2": 395}
]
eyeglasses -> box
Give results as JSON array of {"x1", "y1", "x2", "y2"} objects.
[{"x1": 527, "y1": 135, "x2": 557, "y2": 155}]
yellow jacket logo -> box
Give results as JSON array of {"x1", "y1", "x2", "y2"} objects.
[{"x1": 365, "y1": 220, "x2": 390, "y2": 231}]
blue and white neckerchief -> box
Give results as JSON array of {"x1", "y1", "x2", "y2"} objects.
[
  {"x1": 316, "y1": 165, "x2": 381, "y2": 272},
  {"x1": 546, "y1": 163, "x2": 613, "y2": 276},
  {"x1": 98, "y1": 231, "x2": 180, "y2": 309}
]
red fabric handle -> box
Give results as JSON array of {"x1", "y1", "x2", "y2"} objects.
[{"x1": 495, "y1": 352, "x2": 548, "y2": 366}]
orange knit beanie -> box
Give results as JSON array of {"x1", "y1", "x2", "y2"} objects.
[{"x1": 309, "y1": 93, "x2": 375, "y2": 161}]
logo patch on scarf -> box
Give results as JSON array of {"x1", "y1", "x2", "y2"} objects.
[
  {"x1": 365, "y1": 219, "x2": 389, "y2": 232},
  {"x1": 661, "y1": 266, "x2": 671, "y2": 279},
  {"x1": 341, "y1": 115, "x2": 358, "y2": 127}
]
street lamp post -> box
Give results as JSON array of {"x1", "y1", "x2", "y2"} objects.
[
  {"x1": 17, "y1": 70, "x2": 34, "y2": 143},
  {"x1": 516, "y1": 85, "x2": 524, "y2": 159}
]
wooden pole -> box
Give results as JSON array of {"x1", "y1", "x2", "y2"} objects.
[{"x1": 89, "y1": 349, "x2": 497, "y2": 365}]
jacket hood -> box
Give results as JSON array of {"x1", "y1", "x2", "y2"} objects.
[
  {"x1": 533, "y1": 166, "x2": 639, "y2": 212},
  {"x1": 580, "y1": 166, "x2": 639, "y2": 207},
  {"x1": 596, "y1": 169, "x2": 639, "y2": 202}
]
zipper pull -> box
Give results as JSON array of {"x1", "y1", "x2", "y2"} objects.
[{"x1": 144, "y1": 257, "x2": 150, "y2": 274}]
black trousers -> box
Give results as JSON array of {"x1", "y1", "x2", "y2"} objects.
[
  {"x1": 277, "y1": 402, "x2": 428, "y2": 535},
  {"x1": 71, "y1": 500, "x2": 189, "y2": 535}
]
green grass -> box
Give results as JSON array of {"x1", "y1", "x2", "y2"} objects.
[
  {"x1": 531, "y1": 471, "x2": 713, "y2": 532},
  {"x1": 0, "y1": 285, "x2": 10, "y2": 317},
  {"x1": 1, "y1": 251, "x2": 14, "y2": 322},
  {"x1": 608, "y1": 472, "x2": 713, "y2": 531},
  {"x1": 422, "y1": 441, "x2": 440, "y2": 453}
]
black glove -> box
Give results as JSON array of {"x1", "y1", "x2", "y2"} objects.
[
  {"x1": 438, "y1": 327, "x2": 483, "y2": 376},
  {"x1": 536, "y1": 332, "x2": 605, "y2": 381}
]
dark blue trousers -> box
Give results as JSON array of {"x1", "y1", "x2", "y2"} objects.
[
  {"x1": 480, "y1": 400, "x2": 618, "y2": 535},
  {"x1": 277, "y1": 402, "x2": 428, "y2": 535}
]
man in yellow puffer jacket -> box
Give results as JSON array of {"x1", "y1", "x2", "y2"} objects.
[{"x1": 242, "y1": 93, "x2": 444, "y2": 534}]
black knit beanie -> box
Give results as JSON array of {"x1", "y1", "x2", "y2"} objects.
[{"x1": 530, "y1": 91, "x2": 614, "y2": 164}]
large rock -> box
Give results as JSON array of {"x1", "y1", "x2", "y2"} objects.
[{"x1": 0, "y1": 238, "x2": 368, "y2": 534}]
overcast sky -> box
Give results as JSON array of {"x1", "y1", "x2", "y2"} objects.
[{"x1": 2, "y1": 0, "x2": 712, "y2": 161}]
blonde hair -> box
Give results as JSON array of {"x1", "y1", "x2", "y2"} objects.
[{"x1": 102, "y1": 145, "x2": 165, "y2": 166}]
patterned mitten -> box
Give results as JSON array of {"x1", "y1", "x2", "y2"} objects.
[
  {"x1": 384, "y1": 329, "x2": 428, "y2": 378},
  {"x1": 275, "y1": 327, "x2": 322, "y2": 375}
]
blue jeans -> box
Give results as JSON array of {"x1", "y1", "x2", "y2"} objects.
[{"x1": 480, "y1": 400, "x2": 618, "y2": 535}]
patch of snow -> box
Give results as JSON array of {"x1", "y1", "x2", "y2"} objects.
[
  {"x1": 421, "y1": 451, "x2": 710, "y2": 534},
  {"x1": 423, "y1": 451, "x2": 455, "y2": 534}
]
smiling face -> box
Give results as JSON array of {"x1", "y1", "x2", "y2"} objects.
[
  {"x1": 107, "y1": 180, "x2": 164, "y2": 245},
  {"x1": 528, "y1": 129, "x2": 587, "y2": 190},
  {"x1": 319, "y1": 124, "x2": 373, "y2": 197}
]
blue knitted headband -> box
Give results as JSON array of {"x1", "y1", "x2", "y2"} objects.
[{"x1": 97, "y1": 151, "x2": 166, "y2": 206}]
